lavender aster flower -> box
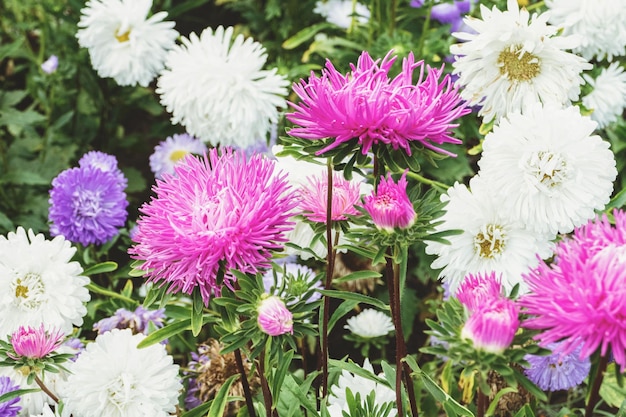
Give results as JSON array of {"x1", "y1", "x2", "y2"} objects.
[
  {"x1": 41, "y1": 55, "x2": 58, "y2": 74},
  {"x1": 49, "y1": 165, "x2": 128, "y2": 246},
  {"x1": 0, "y1": 376, "x2": 21, "y2": 417},
  {"x1": 524, "y1": 341, "x2": 591, "y2": 391},
  {"x1": 93, "y1": 306, "x2": 165, "y2": 335},
  {"x1": 149, "y1": 133, "x2": 207, "y2": 179},
  {"x1": 78, "y1": 150, "x2": 127, "y2": 186}
]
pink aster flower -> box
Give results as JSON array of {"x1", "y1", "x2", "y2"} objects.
[
  {"x1": 286, "y1": 50, "x2": 469, "y2": 156},
  {"x1": 363, "y1": 171, "x2": 416, "y2": 232},
  {"x1": 461, "y1": 298, "x2": 519, "y2": 354},
  {"x1": 521, "y1": 237, "x2": 626, "y2": 371},
  {"x1": 257, "y1": 295, "x2": 293, "y2": 336},
  {"x1": 456, "y1": 271, "x2": 503, "y2": 313},
  {"x1": 299, "y1": 171, "x2": 361, "y2": 223},
  {"x1": 129, "y1": 149, "x2": 298, "y2": 305},
  {"x1": 10, "y1": 324, "x2": 64, "y2": 359}
]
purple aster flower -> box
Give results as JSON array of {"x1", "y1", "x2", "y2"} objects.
[
  {"x1": 0, "y1": 376, "x2": 21, "y2": 417},
  {"x1": 129, "y1": 149, "x2": 298, "y2": 305},
  {"x1": 41, "y1": 55, "x2": 58, "y2": 74},
  {"x1": 149, "y1": 133, "x2": 207, "y2": 180},
  {"x1": 524, "y1": 340, "x2": 591, "y2": 391},
  {"x1": 410, "y1": 0, "x2": 425, "y2": 7},
  {"x1": 263, "y1": 263, "x2": 322, "y2": 304},
  {"x1": 93, "y1": 306, "x2": 165, "y2": 335},
  {"x1": 184, "y1": 346, "x2": 210, "y2": 410},
  {"x1": 49, "y1": 165, "x2": 128, "y2": 246},
  {"x1": 287, "y1": 50, "x2": 469, "y2": 156},
  {"x1": 78, "y1": 150, "x2": 127, "y2": 187}
]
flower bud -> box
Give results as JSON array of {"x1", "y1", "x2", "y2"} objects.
[
  {"x1": 461, "y1": 298, "x2": 519, "y2": 353},
  {"x1": 363, "y1": 172, "x2": 416, "y2": 232},
  {"x1": 257, "y1": 295, "x2": 293, "y2": 336}
]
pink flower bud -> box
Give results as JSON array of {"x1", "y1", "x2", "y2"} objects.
[
  {"x1": 363, "y1": 172, "x2": 416, "y2": 232},
  {"x1": 10, "y1": 324, "x2": 64, "y2": 359},
  {"x1": 456, "y1": 271, "x2": 503, "y2": 312},
  {"x1": 461, "y1": 298, "x2": 519, "y2": 353},
  {"x1": 257, "y1": 295, "x2": 293, "y2": 336}
]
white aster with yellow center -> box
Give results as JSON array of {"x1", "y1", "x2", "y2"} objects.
[
  {"x1": 76, "y1": 0, "x2": 178, "y2": 87},
  {"x1": 0, "y1": 227, "x2": 90, "y2": 338},
  {"x1": 450, "y1": 0, "x2": 591, "y2": 123}
]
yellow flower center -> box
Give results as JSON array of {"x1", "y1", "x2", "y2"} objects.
[
  {"x1": 498, "y1": 45, "x2": 541, "y2": 82},
  {"x1": 115, "y1": 29, "x2": 131, "y2": 43},
  {"x1": 525, "y1": 150, "x2": 568, "y2": 189},
  {"x1": 474, "y1": 224, "x2": 506, "y2": 259},
  {"x1": 169, "y1": 150, "x2": 190, "y2": 163},
  {"x1": 11, "y1": 273, "x2": 45, "y2": 310}
]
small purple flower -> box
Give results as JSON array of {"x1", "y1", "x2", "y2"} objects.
[
  {"x1": 257, "y1": 295, "x2": 293, "y2": 336},
  {"x1": 184, "y1": 346, "x2": 210, "y2": 410},
  {"x1": 0, "y1": 376, "x2": 21, "y2": 417},
  {"x1": 524, "y1": 341, "x2": 591, "y2": 391},
  {"x1": 79, "y1": 150, "x2": 127, "y2": 187},
  {"x1": 93, "y1": 306, "x2": 165, "y2": 335},
  {"x1": 462, "y1": 298, "x2": 519, "y2": 354},
  {"x1": 41, "y1": 55, "x2": 58, "y2": 74},
  {"x1": 149, "y1": 133, "x2": 207, "y2": 180},
  {"x1": 49, "y1": 165, "x2": 128, "y2": 246}
]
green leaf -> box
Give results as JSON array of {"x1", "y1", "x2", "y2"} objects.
[
  {"x1": 0, "y1": 388, "x2": 41, "y2": 404},
  {"x1": 333, "y1": 270, "x2": 382, "y2": 284},
  {"x1": 328, "y1": 299, "x2": 359, "y2": 332},
  {"x1": 600, "y1": 363, "x2": 626, "y2": 408},
  {"x1": 86, "y1": 283, "x2": 137, "y2": 305},
  {"x1": 0, "y1": 170, "x2": 49, "y2": 186},
  {"x1": 606, "y1": 187, "x2": 626, "y2": 210},
  {"x1": 282, "y1": 23, "x2": 332, "y2": 49},
  {"x1": 168, "y1": 0, "x2": 212, "y2": 17},
  {"x1": 319, "y1": 289, "x2": 389, "y2": 311},
  {"x1": 83, "y1": 261, "x2": 118, "y2": 276},
  {"x1": 282, "y1": 373, "x2": 319, "y2": 415},
  {"x1": 207, "y1": 374, "x2": 239, "y2": 417},
  {"x1": 191, "y1": 289, "x2": 205, "y2": 337},
  {"x1": 181, "y1": 401, "x2": 212, "y2": 417},
  {"x1": 485, "y1": 387, "x2": 518, "y2": 416},
  {"x1": 271, "y1": 350, "x2": 295, "y2": 406}
]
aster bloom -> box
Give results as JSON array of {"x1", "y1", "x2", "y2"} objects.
[
  {"x1": 524, "y1": 341, "x2": 591, "y2": 392},
  {"x1": 546, "y1": 0, "x2": 626, "y2": 62},
  {"x1": 363, "y1": 172, "x2": 416, "y2": 232},
  {"x1": 76, "y1": 0, "x2": 178, "y2": 87},
  {"x1": 257, "y1": 295, "x2": 293, "y2": 336},
  {"x1": 129, "y1": 149, "x2": 297, "y2": 305},
  {"x1": 424, "y1": 176, "x2": 554, "y2": 295},
  {"x1": 0, "y1": 228, "x2": 89, "y2": 337},
  {"x1": 461, "y1": 298, "x2": 519, "y2": 354},
  {"x1": 345, "y1": 309, "x2": 394, "y2": 338},
  {"x1": 430, "y1": 0, "x2": 475, "y2": 32},
  {"x1": 450, "y1": 0, "x2": 591, "y2": 123},
  {"x1": 477, "y1": 104, "x2": 617, "y2": 235},
  {"x1": 299, "y1": 172, "x2": 361, "y2": 223},
  {"x1": 49, "y1": 165, "x2": 129, "y2": 246},
  {"x1": 456, "y1": 271, "x2": 503, "y2": 313},
  {"x1": 262, "y1": 263, "x2": 323, "y2": 304},
  {"x1": 62, "y1": 329, "x2": 181, "y2": 417},
  {"x1": 41, "y1": 55, "x2": 58, "y2": 74},
  {"x1": 521, "y1": 240, "x2": 626, "y2": 371},
  {"x1": 313, "y1": 0, "x2": 370, "y2": 29},
  {"x1": 9, "y1": 324, "x2": 64, "y2": 359},
  {"x1": 157, "y1": 26, "x2": 288, "y2": 148},
  {"x1": 583, "y1": 62, "x2": 626, "y2": 129},
  {"x1": 93, "y1": 306, "x2": 165, "y2": 335},
  {"x1": 328, "y1": 359, "x2": 397, "y2": 416},
  {"x1": 0, "y1": 376, "x2": 21, "y2": 417},
  {"x1": 149, "y1": 133, "x2": 208, "y2": 179},
  {"x1": 78, "y1": 150, "x2": 127, "y2": 186},
  {"x1": 287, "y1": 50, "x2": 468, "y2": 156}
]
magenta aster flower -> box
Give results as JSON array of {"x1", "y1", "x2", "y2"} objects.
[
  {"x1": 461, "y1": 298, "x2": 519, "y2": 354},
  {"x1": 299, "y1": 171, "x2": 361, "y2": 223},
  {"x1": 9, "y1": 324, "x2": 64, "y2": 359},
  {"x1": 524, "y1": 340, "x2": 591, "y2": 392},
  {"x1": 257, "y1": 295, "x2": 293, "y2": 336},
  {"x1": 129, "y1": 149, "x2": 298, "y2": 305},
  {"x1": 49, "y1": 165, "x2": 128, "y2": 246},
  {"x1": 363, "y1": 171, "x2": 416, "y2": 232},
  {"x1": 521, "y1": 238, "x2": 626, "y2": 371},
  {"x1": 456, "y1": 271, "x2": 503, "y2": 313},
  {"x1": 0, "y1": 376, "x2": 21, "y2": 417},
  {"x1": 286, "y1": 50, "x2": 469, "y2": 156}
]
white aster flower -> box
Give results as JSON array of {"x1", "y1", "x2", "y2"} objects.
[
  {"x1": 313, "y1": 0, "x2": 370, "y2": 29},
  {"x1": 582, "y1": 63, "x2": 626, "y2": 129},
  {"x1": 450, "y1": 0, "x2": 591, "y2": 123},
  {"x1": 149, "y1": 133, "x2": 208, "y2": 179},
  {"x1": 546, "y1": 0, "x2": 626, "y2": 62},
  {"x1": 345, "y1": 309, "x2": 394, "y2": 338},
  {"x1": 0, "y1": 228, "x2": 89, "y2": 337},
  {"x1": 477, "y1": 104, "x2": 617, "y2": 235},
  {"x1": 328, "y1": 358, "x2": 396, "y2": 417},
  {"x1": 61, "y1": 329, "x2": 181, "y2": 417},
  {"x1": 76, "y1": 0, "x2": 178, "y2": 87},
  {"x1": 424, "y1": 177, "x2": 554, "y2": 295},
  {"x1": 29, "y1": 404, "x2": 59, "y2": 417},
  {"x1": 157, "y1": 26, "x2": 288, "y2": 148}
]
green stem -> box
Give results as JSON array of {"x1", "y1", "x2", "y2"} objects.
[
  {"x1": 34, "y1": 375, "x2": 58, "y2": 404},
  {"x1": 416, "y1": 0, "x2": 433, "y2": 58},
  {"x1": 585, "y1": 354, "x2": 609, "y2": 417},
  {"x1": 405, "y1": 171, "x2": 449, "y2": 192},
  {"x1": 525, "y1": 1, "x2": 545, "y2": 11}
]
